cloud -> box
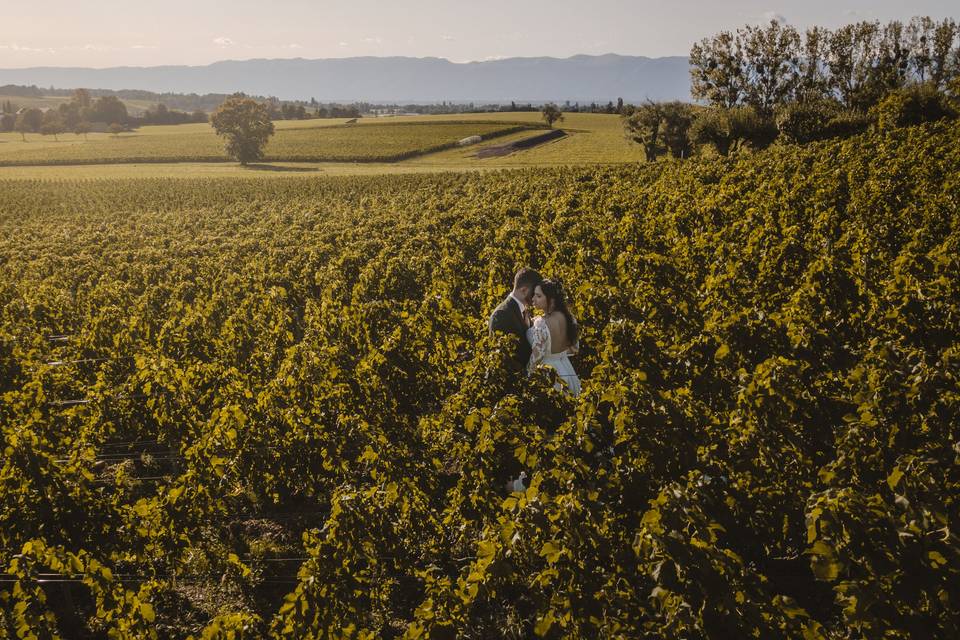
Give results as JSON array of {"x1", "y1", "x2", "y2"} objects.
[
  {"x1": 0, "y1": 43, "x2": 56, "y2": 53},
  {"x1": 282, "y1": 43, "x2": 302, "y2": 49},
  {"x1": 338, "y1": 41, "x2": 349, "y2": 47},
  {"x1": 441, "y1": 35, "x2": 455, "y2": 41},
  {"x1": 362, "y1": 37, "x2": 383, "y2": 45},
  {"x1": 213, "y1": 37, "x2": 235, "y2": 47},
  {"x1": 130, "y1": 44, "x2": 158, "y2": 50},
  {"x1": 452, "y1": 54, "x2": 506, "y2": 64}
]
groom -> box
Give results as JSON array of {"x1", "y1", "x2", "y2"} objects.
[{"x1": 489, "y1": 267, "x2": 543, "y2": 371}]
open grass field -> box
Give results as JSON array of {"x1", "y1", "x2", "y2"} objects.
[
  {"x1": 0, "y1": 118, "x2": 537, "y2": 166},
  {"x1": 0, "y1": 112, "x2": 642, "y2": 179},
  {"x1": 406, "y1": 111, "x2": 647, "y2": 165}
]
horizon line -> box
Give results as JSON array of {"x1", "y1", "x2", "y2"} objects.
[{"x1": 0, "y1": 52, "x2": 689, "y2": 72}]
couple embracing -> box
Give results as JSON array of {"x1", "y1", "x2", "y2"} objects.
[{"x1": 488, "y1": 267, "x2": 581, "y2": 396}]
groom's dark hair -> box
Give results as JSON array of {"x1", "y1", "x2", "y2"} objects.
[{"x1": 513, "y1": 267, "x2": 542, "y2": 291}]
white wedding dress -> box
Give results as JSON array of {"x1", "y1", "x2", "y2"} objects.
[{"x1": 526, "y1": 316, "x2": 581, "y2": 396}]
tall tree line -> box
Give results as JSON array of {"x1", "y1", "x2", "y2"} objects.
[
  {"x1": 624, "y1": 16, "x2": 960, "y2": 162},
  {"x1": 689, "y1": 16, "x2": 960, "y2": 114}
]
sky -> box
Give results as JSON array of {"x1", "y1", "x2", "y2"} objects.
[{"x1": 1, "y1": 0, "x2": 957, "y2": 68}]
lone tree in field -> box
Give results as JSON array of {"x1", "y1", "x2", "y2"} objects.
[
  {"x1": 14, "y1": 115, "x2": 30, "y2": 141},
  {"x1": 14, "y1": 108, "x2": 43, "y2": 141},
  {"x1": 541, "y1": 103, "x2": 564, "y2": 128},
  {"x1": 74, "y1": 121, "x2": 91, "y2": 140},
  {"x1": 210, "y1": 95, "x2": 275, "y2": 165}
]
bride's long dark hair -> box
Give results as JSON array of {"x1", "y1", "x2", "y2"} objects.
[{"x1": 539, "y1": 279, "x2": 579, "y2": 344}]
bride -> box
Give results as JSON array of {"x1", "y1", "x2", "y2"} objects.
[{"x1": 526, "y1": 279, "x2": 581, "y2": 396}]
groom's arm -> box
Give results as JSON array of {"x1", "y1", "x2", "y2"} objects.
[{"x1": 489, "y1": 306, "x2": 516, "y2": 336}]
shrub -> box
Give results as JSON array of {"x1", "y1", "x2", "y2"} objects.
[
  {"x1": 689, "y1": 106, "x2": 777, "y2": 156},
  {"x1": 821, "y1": 110, "x2": 873, "y2": 139},
  {"x1": 871, "y1": 83, "x2": 958, "y2": 131},
  {"x1": 775, "y1": 99, "x2": 843, "y2": 143}
]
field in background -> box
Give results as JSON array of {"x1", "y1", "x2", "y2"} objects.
[
  {"x1": 0, "y1": 112, "x2": 642, "y2": 178},
  {"x1": 0, "y1": 118, "x2": 538, "y2": 166},
  {"x1": 405, "y1": 111, "x2": 646, "y2": 165},
  {"x1": 0, "y1": 93, "x2": 158, "y2": 115}
]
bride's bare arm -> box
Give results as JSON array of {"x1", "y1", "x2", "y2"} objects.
[{"x1": 567, "y1": 316, "x2": 580, "y2": 355}]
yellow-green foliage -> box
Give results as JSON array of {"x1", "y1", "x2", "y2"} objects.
[
  {"x1": 0, "y1": 120, "x2": 958, "y2": 638},
  {"x1": 0, "y1": 120, "x2": 537, "y2": 166}
]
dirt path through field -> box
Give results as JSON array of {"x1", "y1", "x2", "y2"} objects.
[{"x1": 474, "y1": 129, "x2": 567, "y2": 158}]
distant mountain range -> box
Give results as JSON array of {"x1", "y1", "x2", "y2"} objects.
[{"x1": 0, "y1": 55, "x2": 690, "y2": 103}]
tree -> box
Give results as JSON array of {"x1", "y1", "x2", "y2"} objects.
[
  {"x1": 14, "y1": 108, "x2": 44, "y2": 140},
  {"x1": 210, "y1": 95, "x2": 275, "y2": 165},
  {"x1": 796, "y1": 26, "x2": 831, "y2": 101},
  {"x1": 57, "y1": 101, "x2": 82, "y2": 128},
  {"x1": 89, "y1": 96, "x2": 128, "y2": 125},
  {"x1": 738, "y1": 20, "x2": 802, "y2": 116},
  {"x1": 14, "y1": 114, "x2": 32, "y2": 141},
  {"x1": 71, "y1": 88, "x2": 92, "y2": 109},
  {"x1": 40, "y1": 113, "x2": 65, "y2": 140},
  {"x1": 874, "y1": 20, "x2": 912, "y2": 94},
  {"x1": 541, "y1": 104, "x2": 564, "y2": 128},
  {"x1": 949, "y1": 76, "x2": 960, "y2": 104},
  {"x1": 659, "y1": 102, "x2": 697, "y2": 158},
  {"x1": 624, "y1": 101, "x2": 697, "y2": 160},
  {"x1": 624, "y1": 101, "x2": 665, "y2": 161},
  {"x1": 907, "y1": 17, "x2": 959, "y2": 88},
  {"x1": 692, "y1": 15, "x2": 960, "y2": 117},
  {"x1": 73, "y1": 121, "x2": 91, "y2": 140},
  {"x1": 690, "y1": 30, "x2": 745, "y2": 108},
  {"x1": 21, "y1": 108, "x2": 44, "y2": 132},
  {"x1": 827, "y1": 21, "x2": 883, "y2": 110},
  {"x1": 928, "y1": 19, "x2": 959, "y2": 88},
  {"x1": 108, "y1": 122, "x2": 126, "y2": 137},
  {"x1": 151, "y1": 103, "x2": 170, "y2": 123},
  {"x1": 688, "y1": 107, "x2": 731, "y2": 155},
  {"x1": 689, "y1": 105, "x2": 777, "y2": 156},
  {"x1": 0, "y1": 113, "x2": 14, "y2": 132}
]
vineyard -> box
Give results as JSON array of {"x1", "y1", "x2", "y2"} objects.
[
  {"x1": 0, "y1": 120, "x2": 537, "y2": 166},
  {"x1": 1, "y1": 119, "x2": 958, "y2": 638}
]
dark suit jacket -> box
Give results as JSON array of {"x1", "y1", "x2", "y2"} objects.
[{"x1": 489, "y1": 295, "x2": 530, "y2": 370}]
